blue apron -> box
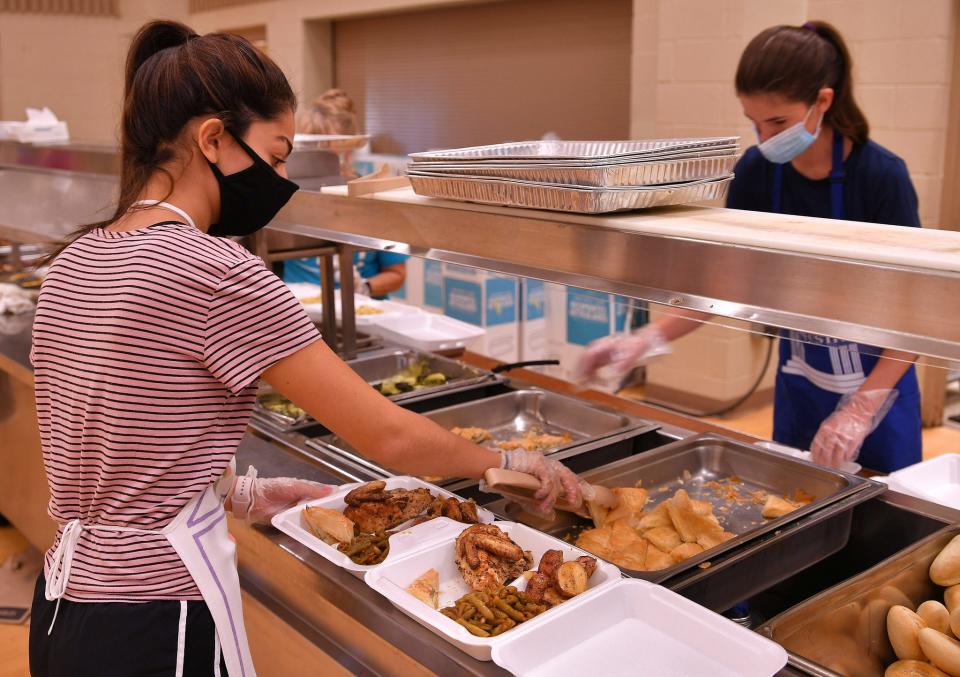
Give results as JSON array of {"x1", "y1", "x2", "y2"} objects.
[{"x1": 770, "y1": 132, "x2": 921, "y2": 473}]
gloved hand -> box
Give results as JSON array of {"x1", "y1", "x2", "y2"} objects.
[
  {"x1": 576, "y1": 324, "x2": 671, "y2": 386},
  {"x1": 352, "y1": 266, "x2": 371, "y2": 296},
  {"x1": 496, "y1": 449, "x2": 583, "y2": 518},
  {"x1": 228, "y1": 468, "x2": 334, "y2": 525},
  {"x1": 810, "y1": 389, "x2": 899, "y2": 469}
]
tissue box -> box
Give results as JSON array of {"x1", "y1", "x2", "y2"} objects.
[{"x1": 2, "y1": 107, "x2": 69, "y2": 144}]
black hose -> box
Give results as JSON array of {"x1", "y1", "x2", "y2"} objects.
[{"x1": 620, "y1": 335, "x2": 776, "y2": 418}]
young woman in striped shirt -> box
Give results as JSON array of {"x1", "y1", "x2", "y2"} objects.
[{"x1": 29, "y1": 21, "x2": 582, "y2": 677}]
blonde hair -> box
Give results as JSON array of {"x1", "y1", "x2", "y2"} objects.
[{"x1": 298, "y1": 88, "x2": 358, "y2": 135}]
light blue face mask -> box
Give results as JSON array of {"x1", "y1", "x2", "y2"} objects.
[{"x1": 756, "y1": 106, "x2": 824, "y2": 164}]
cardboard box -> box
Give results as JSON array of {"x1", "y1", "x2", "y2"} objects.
[
  {"x1": 443, "y1": 264, "x2": 519, "y2": 362},
  {"x1": 520, "y1": 278, "x2": 549, "y2": 362}
]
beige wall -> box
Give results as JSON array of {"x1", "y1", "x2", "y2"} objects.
[
  {"x1": 646, "y1": 0, "x2": 955, "y2": 226},
  {"x1": 1, "y1": 0, "x2": 956, "y2": 226},
  {"x1": 0, "y1": 0, "x2": 189, "y2": 142}
]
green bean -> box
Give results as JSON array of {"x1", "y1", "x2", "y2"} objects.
[
  {"x1": 493, "y1": 597, "x2": 526, "y2": 623},
  {"x1": 466, "y1": 594, "x2": 495, "y2": 622},
  {"x1": 455, "y1": 618, "x2": 490, "y2": 637}
]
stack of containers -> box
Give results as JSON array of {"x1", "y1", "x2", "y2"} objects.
[{"x1": 406, "y1": 137, "x2": 740, "y2": 214}]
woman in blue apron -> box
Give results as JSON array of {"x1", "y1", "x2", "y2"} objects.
[{"x1": 580, "y1": 20, "x2": 921, "y2": 473}]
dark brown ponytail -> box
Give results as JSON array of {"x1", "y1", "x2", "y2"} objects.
[
  {"x1": 735, "y1": 20, "x2": 869, "y2": 144},
  {"x1": 45, "y1": 20, "x2": 296, "y2": 262}
]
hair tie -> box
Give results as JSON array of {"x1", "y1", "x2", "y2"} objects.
[{"x1": 802, "y1": 21, "x2": 818, "y2": 32}]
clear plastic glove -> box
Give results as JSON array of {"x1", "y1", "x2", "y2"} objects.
[
  {"x1": 351, "y1": 266, "x2": 371, "y2": 296},
  {"x1": 810, "y1": 389, "x2": 899, "y2": 469},
  {"x1": 230, "y1": 475, "x2": 334, "y2": 525},
  {"x1": 576, "y1": 324, "x2": 671, "y2": 386},
  {"x1": 496, "y1": 450, "x2": 583, "y2": 519}
]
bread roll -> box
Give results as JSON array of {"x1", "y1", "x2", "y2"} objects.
[
  {"x1": 919, "y1": 628, "x2": 960, "y2": 676},
  {"x1": 889, "y1": 605, "x2": 928, "y2": 660},
  {"x1": 949, "y1": 605, "x2": 960, "y2": 639},
  {"x1": 919, "y1": 601, "x2": 952, "y2": 636},
  {"x1": 946, "y1": 586, "x2": 960, "y2": 613},
  {"x1": 886, "y1": 660, "x2": 949, "y2": 677},
  {"x1": 931, "y1": 536, "x2": 960, "y2": 587}
]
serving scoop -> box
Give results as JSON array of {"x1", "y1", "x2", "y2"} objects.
[{"x1": 483, "y1": 468, "x2": 618, "y2": 520}]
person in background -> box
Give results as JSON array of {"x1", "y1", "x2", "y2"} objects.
[
  {"x1": 579, "y1": 21, "x2": 921, "y2": 475},
  {"x1": 284, "y1": 88, "x2": 408, "y2": 299},
  {"x1": 29, "y1": 22, "x2": 581, "y2": 677}
]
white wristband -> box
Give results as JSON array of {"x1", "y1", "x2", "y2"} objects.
[{"x1": 230, "y1": 465, "x2": 259, "y2": 519}]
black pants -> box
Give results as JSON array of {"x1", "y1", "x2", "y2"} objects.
[{"x1": 30, "y1": 574, "x2": 229, "y2": 677}]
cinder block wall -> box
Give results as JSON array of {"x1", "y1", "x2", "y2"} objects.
[{"x1": 649, "y1": 0, "x2": 955, "y2": 227}]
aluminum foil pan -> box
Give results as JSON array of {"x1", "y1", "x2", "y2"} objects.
[
  {"x1": 408, "y1": 174, "x2": 733, "y2": 213},
  {"x1": 407, "y1": 155, "x2": 738, "y2": 188},
  {"x1": 409, "y1": 137, "x2": 740, "y2": 162}
]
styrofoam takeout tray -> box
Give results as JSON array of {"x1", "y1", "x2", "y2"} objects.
[
  {"x1": 286, "y1": 282, "x2": 423, "y2": 326},
  {"x1": 270, "y1": 477, "x2": 494, "y2": 578},
  {"x1": 365, "y1": 313, "x2": 486, "y2": 353},
  {"x1": 879, "y1": 453, "x2": 960, "y2": 509},
  {"x1": 364, "y1": 521, "x2": 621, "y2": 661},
  {"x1": 490, "y1": 579, "x2": 787, "y2": 677}
]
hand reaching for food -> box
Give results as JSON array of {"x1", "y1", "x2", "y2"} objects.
[
  {"x1": 810, "y1": 388, "x2": 898, "y2": 469},
  {"x1": 576, "y1": 324, "x2": 671, "y2": 386},
  {"x1": 493, "y1": 450, "x2": 583, "y2": 518}
]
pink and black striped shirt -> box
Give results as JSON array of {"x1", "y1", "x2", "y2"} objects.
[{"x1": 31, "y1": 221, "x2": 319, "y2": 602}]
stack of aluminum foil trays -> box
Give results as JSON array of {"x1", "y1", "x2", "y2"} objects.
[{"x1": 406, "y1": 137, "x2": 739, "y2": 214}]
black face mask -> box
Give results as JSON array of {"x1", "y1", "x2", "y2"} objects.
[{"x1": 207, "y1": 133, "x2": 299, "y2": 237}]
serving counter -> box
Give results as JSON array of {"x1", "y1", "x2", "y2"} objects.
[{"x1": 5, "y1": 146, "x2": 960, "y2": 675}]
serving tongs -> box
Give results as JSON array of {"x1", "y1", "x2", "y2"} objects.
[{"x1": 483, "y1": 468, "x2": 618, "y2": 520}]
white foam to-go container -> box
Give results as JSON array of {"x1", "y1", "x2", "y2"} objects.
[
  {"x1": 364, "y1": 521, "x2": 621, "y2": 661},
  {"x1": 365, "y1": 313, "x2": 486, "y2": 353},
  {"x1": 285, "y1": 282, "x2": 423, "y2": 327},
  {"x1": 491, "y1": 579, "x2": 787, "y2": 677},
  {"x1": 270, "y1": 477, "x2": 494, "y2": 578},
  {"x1": 881, "y1": 453, "x2": 960, "y2": 509}
]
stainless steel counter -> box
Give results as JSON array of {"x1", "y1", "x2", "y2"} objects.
[
  {"x1": 3, "y1": 304, "x2": 958, "y2": 676},
  {"x1": 267, "y1": 187, "x2": 960, "y2": 362}
]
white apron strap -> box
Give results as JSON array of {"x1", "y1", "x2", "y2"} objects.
[{"x1": 164, "y1": 485, "x2": 256, "y2": 677}]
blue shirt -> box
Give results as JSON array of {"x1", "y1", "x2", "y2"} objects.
[
  {"x1": 726, "y1": 140, "x2": 922, "y2": 472},
  {"x1": 727, "y1": 140, "x2": 921, "y2": 227},
  {"x1": 283, "y1": 251, "x2": 409, "y2": 298}
]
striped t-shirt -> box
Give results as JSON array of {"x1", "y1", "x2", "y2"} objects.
[{"x1": 31, "y1": 221, "x2": 320, "y2": 602}]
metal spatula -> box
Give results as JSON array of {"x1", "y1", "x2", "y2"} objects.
[{"x1": 483, "y1": 468, "x2": 618, "y2": 520}]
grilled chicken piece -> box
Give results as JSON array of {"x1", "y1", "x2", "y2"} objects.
[
  {"x1": 344, "y1": 481, "x2": 390, "y2": 505},
  {"x1": 342, "y1": 482, "x2": 434, "y2": 532},
  {"x1": 455, "y1": 524, "x2": 532, "y2": 591}
]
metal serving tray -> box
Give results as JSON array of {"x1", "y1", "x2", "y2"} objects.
[
  {"x1": 254, "y1": 383, "x2": 310, "y2": 429},
  {"x1": 345, "y1": 348, "x2": 501, "y2": 405},
  {"x1": 406, "y1": 155, "x2": 738, "y2": 188},
  {"x1": 408, "y1": 174, "x2": 733, "y2": 213},
  {"x1": 493, "y1": 434, "x2": 881, "y2": 584},
  {"x1": 405, "y1": 388, "x2": 656, "y2": 452},
  {"x1": 409, "y1": 138, "x2": 740, "y2": 162},
  {"x1": 759, "y1": 524, "x2": 960, "y2": 677},
  {"x1": 307, "y1": 388, "x2": 659, "y2": 484},
  {"x1": 252, "y1": 348, "x2": 500, "y2": 431}
]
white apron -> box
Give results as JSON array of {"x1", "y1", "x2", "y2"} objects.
[{"x1": 44, "y1": 478, "x2": 256, "y2": 677}]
